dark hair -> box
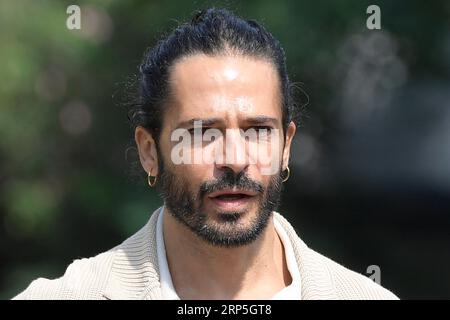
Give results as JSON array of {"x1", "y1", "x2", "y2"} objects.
[{"x1": 128, "y1": 7, "x2": 300, "y2": 143}]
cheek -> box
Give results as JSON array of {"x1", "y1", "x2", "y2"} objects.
[
  {"x1": 173, "y1": 163, "x2": 211, "y2": 188},
  {"x1": 162, "y1": 135, "x2": 215, "y2": 185},
  {"x1": 262, "y1": 173, "x2": 276, "y2": 188},
  {"x1": 250, "y1": 135, "x2": 284, "y2": 176}
]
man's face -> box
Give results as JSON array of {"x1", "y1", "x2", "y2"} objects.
[{"x1": 139, "y1": 54, "x2": 296, "y2": 247}]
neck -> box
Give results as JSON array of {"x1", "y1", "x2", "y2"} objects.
[{"x1": 163, "y1": 207, "x2": 291, "y2": 299}]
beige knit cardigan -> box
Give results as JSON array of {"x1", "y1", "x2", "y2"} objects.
[{"x1": 14, "y1": 206, "x2": 398, "y2": 300}]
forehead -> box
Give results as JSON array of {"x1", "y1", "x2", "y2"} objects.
[{"x1": 165, "y1": 54, "x2": 282, "y2": 125}]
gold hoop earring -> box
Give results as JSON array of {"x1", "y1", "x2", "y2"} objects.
[
  {"x1": 148, "y1": 173, "x2": 157, "y2": 187},
  {"x1": 282, "y1": 166, "x2": 290, "y2": 183}
]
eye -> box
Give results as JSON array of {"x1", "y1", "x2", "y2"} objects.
[
  {"x1": 242, "y1": 126, "x2": 273, "y2": 142},
  {"x1": 252, "y1": 126, "x2": 273, "y2": 133},
  {"x1": 188, "y1": 127, "x2": 210, "y2": 135}
]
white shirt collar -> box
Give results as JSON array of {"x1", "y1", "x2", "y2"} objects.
[
  {"x1": 156, "y1": 206, "x2": 301, "y2": 300},
  {"x1": 156, "y1": 206, "x2": 180, "y2": 300}
]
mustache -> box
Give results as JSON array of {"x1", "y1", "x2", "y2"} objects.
[{"x1": 199, "y1": 169, "x2": 264, "y2": 199}]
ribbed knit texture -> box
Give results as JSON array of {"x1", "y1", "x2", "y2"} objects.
[{"x1": 13, "y1": 207, "x2": 398, "y2": 300}]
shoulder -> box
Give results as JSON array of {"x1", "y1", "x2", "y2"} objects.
[
  {"x1": 13, "y1": 208, "x2": 162, "y2": 300},
  {"x1": 13, "y1": 250, "x2": 116, "y2": 300},
  {"x1": 273, "y1": 212, "x2": 399, "y2": 300},
  {"x1": 307, "y1": 248, "x2": 399, "y2": 300}
]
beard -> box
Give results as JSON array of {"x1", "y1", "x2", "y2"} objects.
[{"x1": 158, "y1": 161, "x2": 284, "y2": 248}]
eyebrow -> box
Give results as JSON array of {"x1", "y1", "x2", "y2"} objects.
[
  {"x1": 244, "y1": 116, "x2": 278, "y2": 126},
  {"x1": 176, "y1": 118, "x2": 223, "y2": 128},
  {"x1": 175, "y1": 115, "x2": 279, "y2": 129}
]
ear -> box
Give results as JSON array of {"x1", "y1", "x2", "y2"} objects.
[
  {"x1": 134, "y1": 126, "x2": 159, "y2": 176},
  {"x1": 282, "y1": 121, "x2": 296, "y2": 170}
]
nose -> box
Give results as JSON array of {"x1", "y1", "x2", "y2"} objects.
[{"x1": 214, "y1": 129, "x2": 250, "y2": 175}]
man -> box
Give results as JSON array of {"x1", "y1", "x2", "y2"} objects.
[{"x1": 15, "y1": 8, "x2": 398, "y2": 300}]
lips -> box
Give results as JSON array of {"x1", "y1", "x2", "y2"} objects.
[
  {"x1": 207, "y1": 188, "x2": 257, "y2": 211},
  {"x1": 208, "y1": 188, "x2": 258, "y2": 198}
]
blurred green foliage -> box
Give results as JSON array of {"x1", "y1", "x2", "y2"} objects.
[{"x1": 1, "y1": 0, "x2": 449, "y2": 299}]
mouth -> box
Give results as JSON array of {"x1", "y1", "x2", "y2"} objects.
[{"x1": 207, "y1": 188, "x2": 258, "y2": 211}]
